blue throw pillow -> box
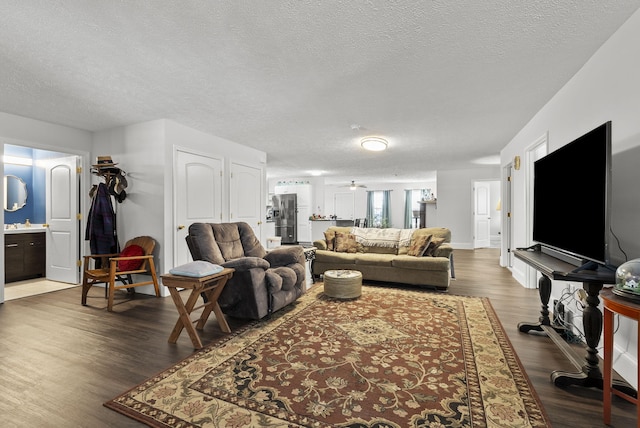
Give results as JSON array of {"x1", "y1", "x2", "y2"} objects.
[{"x1": 169, "y1": 261, "x2": 223, "y2": 277}]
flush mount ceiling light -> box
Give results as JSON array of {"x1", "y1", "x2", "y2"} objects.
[{"x1": 360, "y1": 136, "x2": 388, "y2": 151}]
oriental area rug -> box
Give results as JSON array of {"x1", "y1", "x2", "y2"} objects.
[{"x1": 105, "y1": 285, "x2": 551, "y2": 427}]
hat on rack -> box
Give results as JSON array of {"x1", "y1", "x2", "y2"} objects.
[
  {"x1": 108, "y1": 173, "x2": 128, "y2": 196},
  {"x1": 92, "y1": 155, "x2": 118, "y2": 169}
]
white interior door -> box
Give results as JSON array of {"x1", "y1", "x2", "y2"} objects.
[
  {"x1": 45, "y1": 156, "x2": 79, "y2": 283},
  {"x1": 230, "y1": 162, "x2": 262, "y2": 238},
  {"x1": 334, "y1": 192, "x2": 355, "y2": 220},
  {"x1": 473, "y1": 181, "x2": 491, "y2": 248},
  {"x1": 174, "y1": 150, "x2": 222, "y2": 266}
]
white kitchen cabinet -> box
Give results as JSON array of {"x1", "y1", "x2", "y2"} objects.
[{"x1": 311, "y1": 220, "x2": 335, "y2": 242}]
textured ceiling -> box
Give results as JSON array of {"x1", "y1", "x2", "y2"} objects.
[{"x1": 1, "y1": 1, "x2": 639, "y2": 185}]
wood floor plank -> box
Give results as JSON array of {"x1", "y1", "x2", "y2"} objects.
[{"x1": 0, "y1": 248, "x2": 635, "y2": 427}]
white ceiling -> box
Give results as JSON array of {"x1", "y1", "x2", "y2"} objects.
[{"x1": 1, "y1": 1, "x2": 639, "y2": 185}]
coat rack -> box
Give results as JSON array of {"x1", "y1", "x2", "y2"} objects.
[
  {"x1": 90, "y1": 165, "x2": 128, "y2": 203},
  {"x1": 87, "y1": 156, "x2": 129, "y2": 256}
]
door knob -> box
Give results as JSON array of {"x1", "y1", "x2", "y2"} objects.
[
  {"x1": 177, "y1": 225, "x2": 185, "y2": 230},
  {"x1": 43, "y1": 223, "x2": 49, "y2": 228}
]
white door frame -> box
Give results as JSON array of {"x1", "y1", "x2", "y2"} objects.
[
  {"x1": 524, "y1": 133, "x2": 548, "y2": 289},
  {"x1": 1, "y1": 140, "x2": 89, "y2": 303},
  {"x1": 173, "y1": 147, "x2": 223, "y2": 267},
  {"x1": 501, "y1": 164, "x2": 513, "y2": 268}
]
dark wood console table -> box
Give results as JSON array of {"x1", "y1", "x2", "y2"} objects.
[
  {"x1": 514, "y1": 249, "x2": 634, "y2": 395},
  {"x1": 418, "y1": 200, "x2": 436, "y2": 228}
]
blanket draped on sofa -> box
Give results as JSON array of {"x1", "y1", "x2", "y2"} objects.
[{"x1": 350, "y1": 227, "x2": 413, "y2": 248}]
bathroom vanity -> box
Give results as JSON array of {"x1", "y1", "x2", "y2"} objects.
[{"x1": 4, "y1": 229, "x2": 46, "y2": 283}]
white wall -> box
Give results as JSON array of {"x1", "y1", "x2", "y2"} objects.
[
  {"x1": 270, "y1": 175, "x2": 509, "y2": 241},
  {"x1": 92, "y1": 120, "x2": 167, "y2": 297},
  {"x1": 501, "y1": 9, "x2": 640, "y2": 387},
  {"x1": 437, "y1": 168, "x2": 500, "y2": 248},
  {"x1": 93, "y1": 119, "x2": 267, "y2": 297},
  {"x1": 0, "y1": 112, "x2": 93, "y2": 303},
  {"x1": 164, "y1": 119, "x2": 267, "y2": 269},
  {"x1": 321, "y1": 180, "x2": 438, "y2": 228}
]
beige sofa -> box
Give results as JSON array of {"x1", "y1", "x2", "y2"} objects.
[{"x1": 312, "y1": 226, "x2": 453, "y2": 290}]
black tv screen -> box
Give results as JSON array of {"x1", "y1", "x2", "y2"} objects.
[{"x1": 532, "y1": 121, "x2": 612, "y2": 267}]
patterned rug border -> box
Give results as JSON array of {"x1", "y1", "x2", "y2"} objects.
[{"x1": 105, "y1": 284, "x2": 551, "y2": 427}]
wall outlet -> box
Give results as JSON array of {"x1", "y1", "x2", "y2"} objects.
[{"x1": 576, "y1": 289, "x2": 588, "y2": 307}]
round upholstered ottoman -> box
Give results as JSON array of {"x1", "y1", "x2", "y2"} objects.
[{"x1": 323, "y1": 270, "x2": 362, "y2": 299}]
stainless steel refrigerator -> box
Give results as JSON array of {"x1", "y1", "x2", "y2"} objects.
[{"x1": 273, "y1": 193, "x2": 297, "y2": 244}]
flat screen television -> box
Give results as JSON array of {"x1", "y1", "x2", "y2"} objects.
[{"x1": 532, "y1": 121, "x2": 612, "y2": 269}]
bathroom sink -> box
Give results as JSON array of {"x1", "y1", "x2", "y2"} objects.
[{"x1": 4, "y1": 225, "x2": 46, "y2": 234}]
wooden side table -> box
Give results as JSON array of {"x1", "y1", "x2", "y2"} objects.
[
  {"x1": 601, "y1": 288, "x2": 640, "y2": 427},
  {"x1": 162, "y1": 268, "x2": 234, "y2": 349}
]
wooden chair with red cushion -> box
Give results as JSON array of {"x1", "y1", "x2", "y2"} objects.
[{"x1": 81, "y1": 236, "x2": 160, "y2": 311}]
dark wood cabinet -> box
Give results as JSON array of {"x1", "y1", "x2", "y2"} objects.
[
  {"x1": 5, "y1": 232, "x2": 46, "y2": 283},
  {"x1": 418, "y1": 201, "x2": 436, "y2": 228}
]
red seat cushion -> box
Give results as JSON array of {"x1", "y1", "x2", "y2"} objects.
[{"x1": 118, "y1": 244, "x2": 145, "y2": 271}]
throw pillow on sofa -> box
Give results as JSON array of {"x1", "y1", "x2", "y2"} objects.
[
  {"x1": 324, "y1": 230, "x2": 336, "y2": 251},
  {"x1": 407, "y1": 234, "x2": 432, "y2": 256},
  {"x1": 335, "y1": 232, "x2": 359, "y2": 253},
  {"x1": 424, "y1": 237, "x2": 446, "y2": 256}
]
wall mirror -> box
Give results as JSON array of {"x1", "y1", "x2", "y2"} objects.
[{"x1": 4, "y1": 175, "x2": 28, "y2": 212}]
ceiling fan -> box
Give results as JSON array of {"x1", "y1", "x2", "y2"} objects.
[{"x1": 341, "y1": 180, "x2": 367, "y2": 190}]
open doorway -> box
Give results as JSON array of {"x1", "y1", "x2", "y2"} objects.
[
  {"x1": 2, "y1": 144, "x2": 81, "y2": 301},
  {"x1": 473, "y1": 180, "x2": 501, "y2": 249}
]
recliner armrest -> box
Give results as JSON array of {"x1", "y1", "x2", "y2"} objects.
[
  {"x1": 313, "y1": 240, "x2": 328, "y2": 250},
  {"x1": 265, "y1": 246, "x2": 304, "y2": 267},
  {"x1": 222, "y1": 257, "x2": 270, "y2": 271}
]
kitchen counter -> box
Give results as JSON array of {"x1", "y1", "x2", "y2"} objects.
[{"x1": 310, "y1": 219, "x2": 354, "y2": 242}]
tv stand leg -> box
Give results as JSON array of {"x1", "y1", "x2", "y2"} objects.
[
  {"x1": 550, "y1": 282, "x2": 636, "y2": 395},
  {"x1": 518, "y1": 274, "x2": 564, "y2": 334}
]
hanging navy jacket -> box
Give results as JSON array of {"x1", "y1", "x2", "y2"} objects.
[{"x1": 86, "y1": 182, "x2": 117, "y2": 254}]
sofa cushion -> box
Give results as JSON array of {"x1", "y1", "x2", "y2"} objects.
[
  {"x1": 186, "y1": 223, "x2": 225, "y2": 264},
  {"x1": 354, "y1": 253, "x2": 394, "y2": 267},
  {"x1": 335, "y1": 232, "x2": 359, "y2": 253},
  {"x1": 324, "y1": 230, "x2": 336, "y2": 251},
  {"x1": 212, "y1": 223, "x2": 245, "y2": 260},
  {"x1": 236, "y1": 221, "x2": 267, "y2": 258},
  {"x1": 361, "y1": 245, "x2": 397, "y2": 255},
  {"x1": 424, "y1": 237, "x2": 446, "y2": 257},
  {"x1": 407, "y1": 234, "x2": 432, "y2": 256},
  {"x1": 391, "y1": 255, "x2": 450, "y2": 271},
  {"x1": 314, "y1": 250, "x2": 358, "y2": 264}
]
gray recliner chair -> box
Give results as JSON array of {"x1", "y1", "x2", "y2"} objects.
[{"x1": 186, "y1": 222, "x2": 306, "y2": 320}]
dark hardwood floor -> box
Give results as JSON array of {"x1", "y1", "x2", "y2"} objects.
[{"x1": 0, "y1": 248, "x2": 635, "y2": 427}]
